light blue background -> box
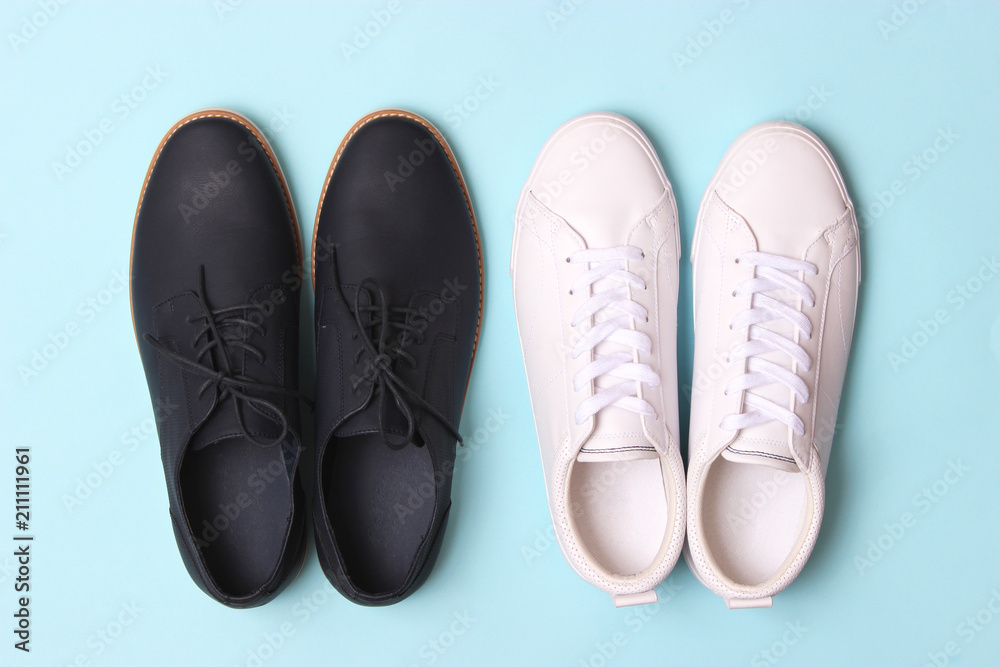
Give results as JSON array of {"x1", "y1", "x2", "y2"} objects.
[{"x1": 2, "y1": 1, "x2": 998, "y2": 665}]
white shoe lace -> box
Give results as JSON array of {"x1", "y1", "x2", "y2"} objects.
[
  {"x1": 568, "y1": 246, "x2": 661, "y2": 425},
  {"x1": 720, "y1": 251, "x2": 818, "y2": 436}
]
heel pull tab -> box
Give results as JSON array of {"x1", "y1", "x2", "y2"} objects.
[
  {"x1": 726, "y1": 596, "x2": 772, "y2": 609},
  {"x1": 613, "y1": 591, "x2": 658, "y2": 608}
]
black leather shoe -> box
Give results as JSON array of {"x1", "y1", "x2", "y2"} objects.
[
  {"x1": 312, "y1": 109, "x2": 483, "y2": 606},
  {"x1": 130, "y1": 109, "x2": 308, "y2": 608}
]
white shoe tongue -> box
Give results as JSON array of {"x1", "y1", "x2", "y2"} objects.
[
  {"x1": 578, "y1": 440, "x2": 660, "y2": 462},
  {"x1": 720, "y1": 438, "x2": 799, "y2": 473},
  {"x1": 576, "y1": 298, "x2": 659, "y2": 463},
  {"x1": 722, "y1": 288, "x2": 803, "y2": 473},
  {"x1": 577, "y1": 406, "x2": 659, "y2": 462}
]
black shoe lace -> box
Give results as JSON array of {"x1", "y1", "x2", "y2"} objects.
[
  {"x1": 142, "y1": 266, "x2": 311, "y2": 448},
  {"x1": 349, "y1": 276, "x2": 463, "y2": 450}
]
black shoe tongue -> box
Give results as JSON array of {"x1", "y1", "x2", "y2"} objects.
[
  {"x1": 335, "y1": 386, "x2": 413, "y2": 442},
  {"x1": 189, "y1": 394, "x2": 284, "y2": 450}
]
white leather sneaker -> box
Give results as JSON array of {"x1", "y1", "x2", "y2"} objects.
[
  {"x1": 511, "y1": 113, "x2": 686, "y2": 607},
  {"x1": 686, "y1": 122, "x2": 860, "y2": 608}
]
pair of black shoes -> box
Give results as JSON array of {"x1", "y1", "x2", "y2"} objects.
[{"x1": 130, "y1": 108, "x2": 483, "y2": 608}]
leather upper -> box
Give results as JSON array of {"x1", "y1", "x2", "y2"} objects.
[
  {"x1": 686, "y1": 121, "x2": 859, "y2": 602},
  {"x1": 312, "y1": 110, "x2": 482, "y2": 605},
  {"x1": 688, "y1": 122, "x2": 859, "y2": 476},
  {"x1": 130, "y1": 110, "x2": 305, "y2": 608},
  {"x1": 511, "y1": 113, "x2": 686, "y2": 598}
]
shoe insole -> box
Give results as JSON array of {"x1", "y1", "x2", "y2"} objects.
[
  {"x1": 700, "y1": 459, "x2": 808, "y2": 586},
  {"x1": 179, "y1": 439, "x2": 291, "y2": 598},
  {"x1": 568, "y1": 460, "x2": 668, "y2": 576},
  {"x1": 323, "y1": 434, "x2": 435, "y2": 596}
]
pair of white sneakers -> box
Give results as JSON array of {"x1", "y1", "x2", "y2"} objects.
[{"x1": 510, "y1": 113, "x2": 859, "y2": 609}]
